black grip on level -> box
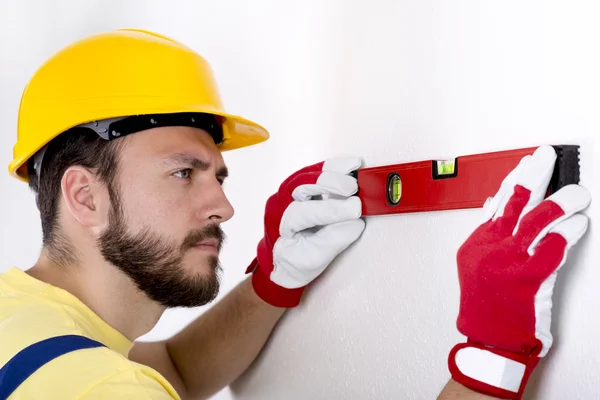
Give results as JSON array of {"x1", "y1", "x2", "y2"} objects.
[{"x1": 549, "y1": 145, "x2": 580, "y2": 194}]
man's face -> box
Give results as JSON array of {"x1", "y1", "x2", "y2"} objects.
[{"x1": 97, "y1": 125, "x2": 234, "y2": 308}]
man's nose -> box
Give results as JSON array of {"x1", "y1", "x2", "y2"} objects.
[{"x1": 194, "y1": 179, "x2": 235, "y2": 223}]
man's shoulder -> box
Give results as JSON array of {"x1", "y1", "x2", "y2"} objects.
[
  {"x1": 8, "y1": 344, "x2": 181, "y2": 399},
  {"x1": 79, "y1": 359, "x2": 182, "y2": 399},
  {"x1": 64, "y1": 347, "x2": 182, "y2": 399},
  {"x1": 0, "y1": 328, "x2": 180, "y2": 399},
  {"x1": 0, "y1": 273, "x2": 181, "y2": 399}
]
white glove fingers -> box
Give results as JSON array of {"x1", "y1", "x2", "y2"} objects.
[
  {"x1": 515, "y1": 185, "x2": 591, "y2": 254},
  {"x1": 549, "y1": 213, "x2": 589, "y2": 250},
  {"x1": 291, "y1": 171, "x2": 358, "y2": 201},
  {"x1": 271, "y1": 219, "x2": 365, "y2": 288},
  {"x1": 513, "y1": 145, "x2": 557, "y2": 198},
  {"x1": 490, "y1": 185, "x2": 534, "y2": 235},
  {"x1": 481, "y1": 155, "x2": 531, "y2": 222},
  {"x1": 305, "y1": 219, "x2": 366, "y2": 261},
  {"x1": 280, "y1": 196, "x2": 362, "y2": 237},
  {"x1": 483, "y1": 146, "x2": 557, "y2": 223},
  {"x1": 322, "y1": 156, "x2": 362, "y2": 174},
  {"x1": 529, "y1": 213, "x2": 589, "y2": 262},
  {"x1": 528, "y1": 215, "x2": 589, "y2": 280},
  {"x1": 511, "y1": 146, "x2": 559, "y2": 232}
]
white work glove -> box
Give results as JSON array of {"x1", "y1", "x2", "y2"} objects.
[{"x1": 245, "y1": 157, "x2": 366, "y2": 307}]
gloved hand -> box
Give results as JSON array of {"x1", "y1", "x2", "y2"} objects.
[
  {"x1": 246, "y1": 157, "x2": 366, "y2": 308},
  {"x1": 447, "y1": 145, "x2": 591, "y2": 399}
]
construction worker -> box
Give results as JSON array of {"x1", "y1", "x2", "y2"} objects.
[{"x1": 0, "y1": 29, "x2": 591, "y2": 400}]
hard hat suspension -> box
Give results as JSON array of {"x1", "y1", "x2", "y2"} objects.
[{"x1": 31, "y1": 111, "x2": 223, "y2": 191}]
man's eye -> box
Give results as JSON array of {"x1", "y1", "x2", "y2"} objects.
[{"x1": 173, "y1": 169, "x2": 192, "y2": 179}]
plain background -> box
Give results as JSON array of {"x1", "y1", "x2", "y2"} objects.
[{"x1": 1, "y1": 1, "x2": 598, "y2": 399}]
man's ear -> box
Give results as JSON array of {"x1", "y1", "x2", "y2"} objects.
[{"x1": 61, "y1": 166, "x2": 109, "y2": 228}]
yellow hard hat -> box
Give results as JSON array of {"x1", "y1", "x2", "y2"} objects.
[{"x1": 8, "y1": 28, "x2": 269, "y2": 183}]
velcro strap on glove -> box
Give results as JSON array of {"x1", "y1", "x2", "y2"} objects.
[{"x1": 448, "y1": 341, "x2": 541, "y2": 399}]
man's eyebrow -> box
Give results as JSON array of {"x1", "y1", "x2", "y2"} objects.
[{"x1": 163, "y1": 153, "x2": 229, "y2": 177}]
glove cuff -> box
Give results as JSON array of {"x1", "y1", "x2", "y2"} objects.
[
  {"x1": 447, "y1": 341, "x2": 541, "y2": 400},
  {"x1": 246, "y1": 258, "x2": 306, "y2": 308}
]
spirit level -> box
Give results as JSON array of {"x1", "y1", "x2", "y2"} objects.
[{"x1": 354, "y1": 145, "x2": 580, "y2": 216}]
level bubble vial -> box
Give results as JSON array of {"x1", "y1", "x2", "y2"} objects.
[{"x1": 386, "y1": 173, "x2": 402, "y2": 205}]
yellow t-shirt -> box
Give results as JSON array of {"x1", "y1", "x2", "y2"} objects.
[{"x1": 0, "y1": 267, "x2": 181, "y2": 399}]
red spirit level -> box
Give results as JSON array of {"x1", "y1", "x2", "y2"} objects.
[{"x1": 353, "y1": 145, "x2": 580, "y2": 216}]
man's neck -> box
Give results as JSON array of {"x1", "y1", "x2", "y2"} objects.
[{"x1": 27, "y1": 252, "x2": 165, "y2": 341}]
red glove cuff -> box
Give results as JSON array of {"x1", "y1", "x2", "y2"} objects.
[
  {"x1": 246, "y1": 258, "x2": 306, "y2": 308},
  {"x1": 448, "y1": 341, "x2": 541, "y2": 399}
]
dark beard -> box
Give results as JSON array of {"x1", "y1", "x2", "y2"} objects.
[{"x1": 97, "y1": 191, "x2": 224, "y2": 308}]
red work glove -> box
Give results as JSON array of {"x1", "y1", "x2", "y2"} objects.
[
  {"x1": 448, "y1": 145, "x2": 591, "y2": 399},
  {"x1": 246, "y1": 157, "x2": 365, "y2": 308}
]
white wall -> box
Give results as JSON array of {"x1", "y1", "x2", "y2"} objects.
[
  {"x1": 230, "y1": 1, "x2": 600, "y2": 399},
  {"x1": 1, "y1": 1, "x2": 599, "y2": 399}
]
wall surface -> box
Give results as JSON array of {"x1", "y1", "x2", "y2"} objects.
[
  {"x1": 1, "y1": 1, "x2": 599, "y2": 400},
  {"x1": 229, "y1": 1, "x2": 600, "y2": 399}
]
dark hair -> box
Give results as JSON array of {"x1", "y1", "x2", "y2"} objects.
[{"x1": 27, "y1": 127, "x2": 125, "y2": 264}]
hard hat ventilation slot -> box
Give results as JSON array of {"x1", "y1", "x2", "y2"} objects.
[{"x1": 77, "y1": 112, "x2": 224, "y2": 145}]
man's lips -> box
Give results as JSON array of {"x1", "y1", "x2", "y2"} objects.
[{"x1": 194, "y1": 239, "x2": 220, "y2": 250}]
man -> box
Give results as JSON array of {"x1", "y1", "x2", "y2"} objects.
[{"x1": 0, "y1": 28, "x2": 591, "y2": 400}]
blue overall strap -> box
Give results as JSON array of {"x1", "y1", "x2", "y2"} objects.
[{"x1": 0, "y1": 335, "x2": 106, "y2": 400}]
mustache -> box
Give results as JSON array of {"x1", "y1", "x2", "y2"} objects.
[{"x1": 181, "y1": 224, "x2": 226, "y2": 252}]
